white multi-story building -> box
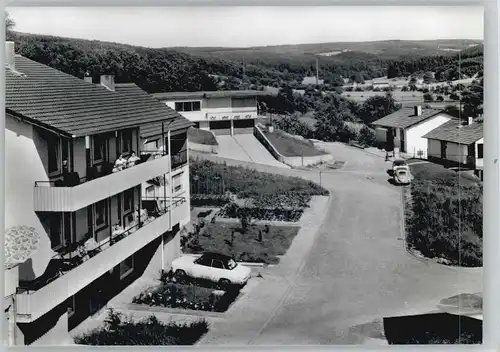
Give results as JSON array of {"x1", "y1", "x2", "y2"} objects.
[
  {"x1": 4, "y1": 42, "x2": 192, "y2": 346},
  {"x1": 152, "y1": 90, "x2": 272, "y2": 136}
]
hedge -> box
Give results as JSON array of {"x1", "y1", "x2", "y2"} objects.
[
  {"x1": 219, "y1": 202, "x2": 305, "y2": 222},
  {"x1": 190, "y1": 194, "x2": 232, "y2": 207},
  {"x1": 406, "y1": 180, "x2": 483, "y2": 267},
  {"x1": 73, "y1": 309, "x2": 208, "y2": 345}
]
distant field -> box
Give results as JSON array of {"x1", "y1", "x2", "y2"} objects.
[{"x1": 342, "y1": 91, "x2": 424, "y2": 103}]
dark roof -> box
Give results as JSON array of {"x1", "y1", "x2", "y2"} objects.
[
  {"x1": 152, "y1": 90, "x2": 275, "y2": 101},
  {"x1": 115, "y1": 83, "x2": 193, "y2": 139},
  {"x1": 371, "y1": 107, "x2": 448, "y2": 129},
  {"x1": 5, "y1": 55, "x2": 184, "y2": 137},
  {"x1": 423, "y1": 119, "x2": 483, "y2": 145},
  {"x1": 201, "y1": 252, "x2": 232, "y2": 261}
]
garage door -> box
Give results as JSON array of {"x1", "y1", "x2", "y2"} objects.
[
  {"x1": 209, "y1": 121, "x2": 231, "y2": 135},
  {"x1": 233, "y1": 119, "x2": 255, "y2": 135}
]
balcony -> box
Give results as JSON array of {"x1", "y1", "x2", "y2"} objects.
[
  {"x1": 33, "y1": 153, "x2": 171, "y2": 212},
  {"x1": 16, "y1": 196, "x2": 189, "y2": 322}
]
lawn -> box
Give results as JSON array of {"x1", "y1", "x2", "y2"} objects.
[
  {"x1": 188, "y1": 127, "x2": 218, "y2": 146},
  {"x1": 183, "y1": 221, "x2": 301, "y2": 264},
  {"x1": 405, "y1": 161, "x2": 482, "y2": 267},
  {"x1": 73, "y1": 309, "x2": 208, "y2": 345},
  {"x1": 263, "y1": 130, "x2": 327, "y2": 157},
  {"x1": 408, "y1": 160, "x2": 480, "y2": 187}
]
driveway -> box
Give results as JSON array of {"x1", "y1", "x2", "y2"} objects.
[{"x1": 192, "y1": 143, "x2": 482, "y2": 345}]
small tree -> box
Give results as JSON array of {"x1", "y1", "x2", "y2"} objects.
[
  {"x1": 437, "y1": 95, "x2": 445, "y2": 102},
  {"x1": 423, "y1": 93, "x2": 434, "y2": 102}
]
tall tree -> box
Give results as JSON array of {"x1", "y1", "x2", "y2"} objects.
[{"x1": 358, "y1": 93, "x2": 401, "y2": 125}]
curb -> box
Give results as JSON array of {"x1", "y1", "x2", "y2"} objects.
[{"x1": 119, "y1": 303, "x2": 227, "y2": 319}]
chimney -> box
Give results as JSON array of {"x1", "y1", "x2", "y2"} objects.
[
  {"x1": 100, "y1": 74, "x2": 115, "y2": 91},
  {"x1": 83, "y1": 71, "x2": 92, "y2": 83},
  {"x1": 414, "y1": 105, "x2": 422, "y2": 116},
  {"x1": 5, "y1": 41, "x2": 15, "y2": 70},
  {"x1": 468, "y1": 116, "x2": 473, "y2": 125}
]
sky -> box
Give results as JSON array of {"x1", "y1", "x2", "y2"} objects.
[{"x1": 7, "y1": 6, "x2": 484, "y2": 48}]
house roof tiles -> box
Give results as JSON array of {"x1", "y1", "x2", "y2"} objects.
[
  {"x1": 6, "y1": 55, "x2": 189, "y2": 137},
  {"x1": 371, "y1": 107, "x2": 447, "y2": 129},
  {"x1": 423, "y1": 119, "x2": 483, "y2": 145}
]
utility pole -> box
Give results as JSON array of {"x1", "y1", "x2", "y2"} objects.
[{"x1": 316, "y1": 57, "x2": 319, "y2": 85}]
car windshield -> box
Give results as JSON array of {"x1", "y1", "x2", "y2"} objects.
[
  {"x1": 397, "y1": 170, "x2": 407, "y2": 176},
  {"x1": 227, "y1": 259, "x2": 237, "y2": 270}
]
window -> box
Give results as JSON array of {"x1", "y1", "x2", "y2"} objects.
[
  {"x1": 123, "y1": 188, "x2": 134, "y2": 213},
  {"x1": 47, "y1": 137, "x2": 60, "y2": 175},
  {"x1": 146, "y1": 185, "x2": 155, "y2": 198},
  {"x1": 120, "y1": 130, "x2": 133, "y2": 154},
  {"x1": 477, "y1": 143, "x2": 484, "y2": 159},
  {"x1": 92, "y1": 134, "x2": 107, "y2": 163},
  {"x1": 172, "y1": 173, "x2": 183, "y2": 193},
  {"x1": 68, "y1": 296, "x2": 76, "y2": 318},
  {"x1": 119, "y1": 255, "x2": 134, "y2": 279},
  {"x1": 174, "y1": 101, "x2": 201, "y2": 112},
  {"x1": 195, "y1": 255, "x2": 212, "y2": 267},
  {"x1": 212, "y1": 260, "x2": 225, "y2": 269},
  {"x1": 41, "y1": 213, "x2": 64, "y2": 250},
  {"x1": 94, "y1": 199, "x2": 109, "y2": 230}
]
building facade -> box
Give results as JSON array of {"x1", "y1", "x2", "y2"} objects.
[
  {"x1": 152, "y1": 90, "x2": 273, "y2": 136},
  {"x1": 424, "y1": 118, "x2": 484, "y2": 179},
  {"x1": 372, "y1": 106, "x2": 454, "y2": 159},
  {"x1": 4, "y1": 43, "x2": 192, "y2": 345}
]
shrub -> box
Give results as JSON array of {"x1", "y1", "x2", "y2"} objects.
[
  {"x1": 190, "y1": 194, "x2": 232, "y2": 207},
  {"x1": 74, "y1": 309, "x2": 209, "y2": 345},
  {"x1": 357, "y1": 126, "x2": 377, "y2": 147},
  {"x1": 406, "y1": 181, "x2": 482, "y2": 267},
  {"x1": 132, "y1": 281, "x2": 240, "y2": 313}
]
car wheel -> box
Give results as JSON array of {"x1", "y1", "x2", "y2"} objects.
[
  {"x1": 218, "y1": 278, "x2": 231, "y2": 289},
  {"x1": 175, "y1": 269, "x2": 187, "y2": 281}
]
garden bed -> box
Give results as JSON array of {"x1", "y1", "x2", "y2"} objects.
[
  {"x1": 183, "y1": 221, "x2": 300, "y2": 264},
  {"x1": 73, "y1": 309, "x2": 208, "y2": 345},
  {"x1": 132, "y1": 276, "x2": 240, "y2": 313},
  {"x1": 190, "y1": 159, "x2": 328, "y2": 202}
]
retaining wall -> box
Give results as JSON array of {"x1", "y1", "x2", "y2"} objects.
[{"x1": 253, "y1": 125, "x2": 334, "y2": 167}]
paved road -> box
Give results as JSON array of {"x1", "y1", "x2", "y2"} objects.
[{"x1": 193, "y1": 143, "x2": 482, "y2": 345}]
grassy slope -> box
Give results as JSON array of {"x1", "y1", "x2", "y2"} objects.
[
  {"x1": 263, "y1": 130, "x2": 326, "y2": 157},
  {"x1": 188, "y1": 127, "x2": 218, "y2": 146}
]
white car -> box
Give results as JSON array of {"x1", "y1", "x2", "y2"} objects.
[{"x1": 171, "y1": 252, "x2": 252, "y2": 288}]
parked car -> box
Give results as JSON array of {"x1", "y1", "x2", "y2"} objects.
[
  {"x1": 393, "y1": 167, "x2": 411, "y2": 185},
  {"x1": 392, "y1": 158, "x2": 408, "y2": 173},
  {"x1": 171, "y1": 252, "x2": 252, "y2": 288}
]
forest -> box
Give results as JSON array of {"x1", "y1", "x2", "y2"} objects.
[{"x1": 6, "y1": 26, "x2": 483, "y2": 94}]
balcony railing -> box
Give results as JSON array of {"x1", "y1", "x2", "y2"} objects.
[
  {"x1": 33, "y1": 152, "x2": 174, "y2": 212},
  {"x1": 17, "y1": 196, "x2": 187, "y2": 295},
  {"x1": 171, "y1": 149, "x2": 188, "y2": 170}
]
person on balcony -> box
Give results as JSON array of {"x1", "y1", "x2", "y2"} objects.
[
  {"x1": 127, "y1": 151, "x2": 141, "y2": 168},
  {"x1": 113, "y1": 154, "x2": 128, "y2": 172}
]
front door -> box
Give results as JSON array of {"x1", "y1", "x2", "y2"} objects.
[
  {"x1": 440, "y1": 141, "x2": 447, "y2": 159},
  {"x1": 399, "y1": 128, "x2": 405, "y2": 153}
]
